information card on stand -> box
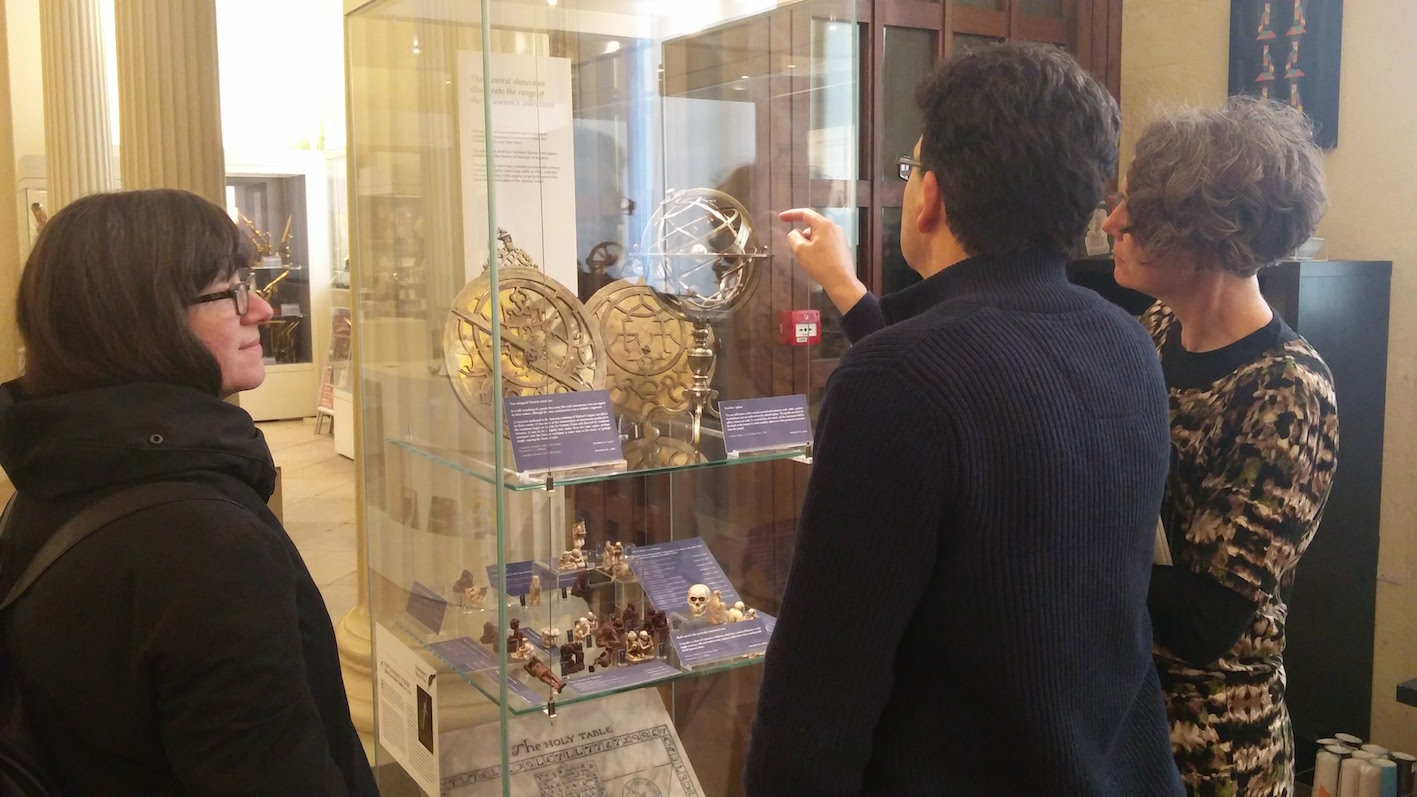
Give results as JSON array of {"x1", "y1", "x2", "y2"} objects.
[
  {"x1": 375, "y1": 624, "x2": 440, "y2": 796},
  {"x1": 719, "y1": 394, "x2": 812, "y2": 457},
  {"x1": 505, "y1": 390, "x2": 623, "y2": 475}
]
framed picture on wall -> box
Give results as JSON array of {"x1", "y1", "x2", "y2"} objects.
[{"x1": 1229, "y1": 0, "x2": 1344, "y2": 148}]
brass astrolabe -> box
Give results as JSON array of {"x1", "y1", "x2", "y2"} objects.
[
  {"x1": 585, "y1": 279, "x2": 713, "y2": 424},
  {"x1": 443, "y1": 230, "x2": 605, "y2": 437}
]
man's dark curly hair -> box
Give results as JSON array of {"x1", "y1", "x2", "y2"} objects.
[
  {"x1": 1124, "y1": 96, "x2": 1326, "y2": 277},
  {"x1": 915, "y1": 43, "x2": 1120, "y2": 257}
]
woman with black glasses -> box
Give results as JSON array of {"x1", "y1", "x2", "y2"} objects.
[{"x1": 0, "y1": 189, "x2": 377, "y2": 795}]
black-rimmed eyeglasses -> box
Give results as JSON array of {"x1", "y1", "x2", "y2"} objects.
[
  {"x1": 897, "y1": 155, "x2": 925, "y2": 182},
  {"x1": 190, "y1": 270, "x2": 256, "y2": 316}
]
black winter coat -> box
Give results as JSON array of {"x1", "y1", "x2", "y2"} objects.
[{"x1": 0, "y1": 380, "x2": 378, "y2": 796}]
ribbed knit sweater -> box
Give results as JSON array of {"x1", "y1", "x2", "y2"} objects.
[{"x1": 745, "y1": 251, "x2": 1184, "y2": 796}]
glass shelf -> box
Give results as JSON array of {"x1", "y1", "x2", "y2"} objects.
[
  {"x1": 388, "y1": 435, "x2": 810, "y2": 492},
  {"x1": 392, "y1": 613, "x2": 768, "y2": 717}
]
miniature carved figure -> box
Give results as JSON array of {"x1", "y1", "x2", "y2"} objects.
[
  {"x1": 510, "y1": 637, "x2": 536, "y2": 663},
  {"x1": 570, "y1": 570, "x2": 593, "y2": 601},
  {"x1": 540, "y1": 625, "x2": 561, "y2": 648},
  {"x1": 589, "y1": 647, "x2": 614, "y2": 672},
  {"x1": 594, "y1": 619, "x2": 620, "y2": 651},
  {"x1": 610, "y1": 560, "x2": 634, "y2": 582},
  {"x1": 687, "y1": 584, "x2": 710, "y2": 617},
  {"x1": 463, "y1": 585, "x2": 488, "y2": 610},
  {"x1": 507, "y1": 618, "x2": 527, "y2": 653},
  {"x1": 556, "y1": 547, "x2": 586, "y2": 571},
  {"x1": 528, "y1": 574, "x2": 542, "y2": 606},
  {"x1": 602, "y1": 539, "x2": 618, "y2": 566},
  {"x1": 727, "y1": 604, "x2": 744, "y2": 623},
  {"x1": 643, "y1": 609, "x2": 668, "y2": 641},
  {"x1": 573, "y1": 616, "x2": 592, "y2": 643},
  {"x1": 706, "y1": 589, "x2": 728, "y2": 625},
  {"x1": 481, "y1": 621, "x2": 500, "y2": 649},
  {"x1": 560, "y1": 642, "x2": 585, "y2": 675},
  {"x1": 627, "y1": 630, "x2": 656, "y2": 663},
  {"x1": 571, "y1": 518, "x2": 587, "y2": 551},
  {"x1": 452, "y1": 568, "x2": 477, "y2": 594},
  {"x1": 621, "y1": 601, "x2": 639, "y2": 631},
  {"x1": 523, "y1": 656, "x2": 565, "y2": 693}
]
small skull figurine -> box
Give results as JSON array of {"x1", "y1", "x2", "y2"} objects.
[{"x1": 687, "y1": 584, "x2": 710, "y2": 617}]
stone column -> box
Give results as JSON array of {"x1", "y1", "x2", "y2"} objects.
[
  {"x1": 113, "y1": 0, "x2": 224, "y2": 204},
  {"x1": 38, "y1": 0, "x2": 115, "y2": 210},
  {"x1": 0, "y1": 0, "x2": 24, "y2": 381}
]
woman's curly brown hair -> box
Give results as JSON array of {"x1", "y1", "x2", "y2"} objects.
[{"x1": 1124, "y1": 96, "x2": 1326, "y2": 277}]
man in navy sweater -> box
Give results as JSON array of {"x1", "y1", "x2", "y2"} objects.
[{"x1": 744, "y1": 44, "x2": 1183, "y2": 795}]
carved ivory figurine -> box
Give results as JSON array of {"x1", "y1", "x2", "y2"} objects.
[{"x1": 706, "y1": 589, "x2": 728, "y2": 625}]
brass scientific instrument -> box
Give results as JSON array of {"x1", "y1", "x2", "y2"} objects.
[
  {"x1": 443, "y1": 229, "x2": 606, "y2": 438},
  {"x1": 639, "y1": 188, "x2": 766, "y2": 448},
  {"x1": 239, "y1": 213, "x2": 273, "y2": 259},
  {"x1": 586, "y1": 279, "x2": 713, "y2": 425}
]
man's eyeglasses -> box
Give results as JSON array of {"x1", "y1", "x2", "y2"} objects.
[
  {"x1": 191, "y1": 270, "x2": 256, "y2": 316},
  {"x1": 897, "y1": 155, "x2": 925, "y2": 182}
]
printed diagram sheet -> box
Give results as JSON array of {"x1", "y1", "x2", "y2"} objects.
[{"x1": 439, "y1": 690, "x2": 703, "y2": 796}]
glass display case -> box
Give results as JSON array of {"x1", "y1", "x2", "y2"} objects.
[{"x1": 346, "y1": 1, "x2": 856, "y2": 794}]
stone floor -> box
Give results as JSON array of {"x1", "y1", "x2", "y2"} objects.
[{"x1": 258, "y1": 418, "x2": 359, "y2": 624}]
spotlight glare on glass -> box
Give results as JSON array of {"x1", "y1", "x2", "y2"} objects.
[{"x1": 605, "y1": 41, "x2": 621, "y2": 54}]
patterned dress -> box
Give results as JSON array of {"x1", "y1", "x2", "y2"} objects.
[{"x1": 1143, "y1": 303, "x2": 1339, "y2": 797}]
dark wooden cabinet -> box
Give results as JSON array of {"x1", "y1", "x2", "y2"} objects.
[{"x1": 1070, "y1": 258, "x2": 1393, "y2": 751}]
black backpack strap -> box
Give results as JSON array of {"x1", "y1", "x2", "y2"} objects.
[{"x1": 0, "y1": 482, "x2": 232, "y2": 611}]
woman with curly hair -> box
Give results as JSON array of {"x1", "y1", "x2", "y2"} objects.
[{"x1": 1103, "y1": 96, "x2": 1339, "y2": 796}]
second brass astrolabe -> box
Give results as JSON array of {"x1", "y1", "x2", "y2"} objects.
[{"x1": 586, "y1": 279, "x2": 714, "y2": 424}]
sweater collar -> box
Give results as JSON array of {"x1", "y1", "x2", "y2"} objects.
[{"x1": 880, "y1": 248, "x2": 1072, "y2": 324}]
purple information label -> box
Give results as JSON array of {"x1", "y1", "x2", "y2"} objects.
[
  {"x1": 567, "y1": 660, "x2": 679, "y2": 697},
  {"x1": 427, "y1": 636, "x2": 499, "y2": 674},
  {"x1": 406, "y1": 581, "x2": 448, "y2": 634},
  {"x1": 485, "y1": 560, "x2": 536, "y2": 597},
  {"x1": 505, "y1": 390, "x2": 623, "y2": 474},
  {"x1": 719, "y1": 395, "x2": 812, "y2": 456},
  {"x1": 671, "y1": 616, "x2": 774, "y2": 669},
  {"x1": 629, "y1": 538, "x2": 740, "y2": 618}
]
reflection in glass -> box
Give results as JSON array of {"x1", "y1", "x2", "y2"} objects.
[
  {"x1": 953, "y1": 33, "x2": 1004, "y2": 55},
  {"x1": 881, "y1": 27, "x2": 937, "y2": 180},
  {"x1": 1019, "y1": 0, "x2": 1065, "y2": 17},
  {"x1": 811, "y1": 20, "x2": 858, "y2": 182},
  {"x1": 883, "y1": 207, "x2": 923, "y2": 295}
]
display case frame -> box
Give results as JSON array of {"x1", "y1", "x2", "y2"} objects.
[{"x1": 346, "y1": 2, "x2": 857, "y2": 794}]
